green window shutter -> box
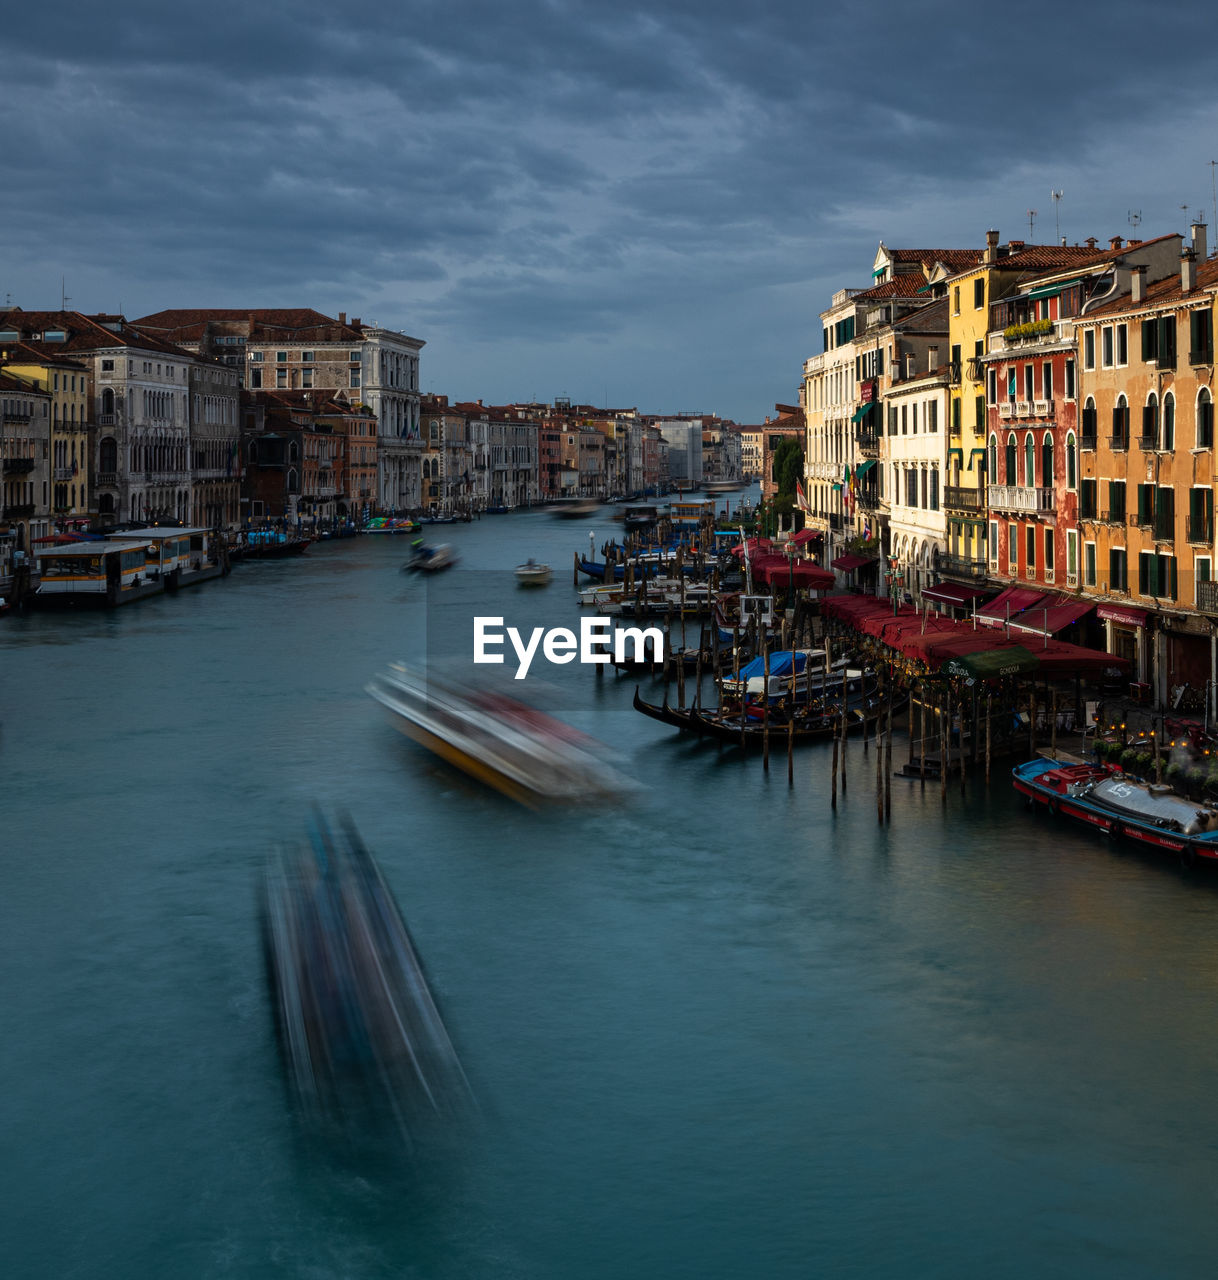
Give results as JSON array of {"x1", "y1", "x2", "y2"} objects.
[
  {"x1": 1142, "y1": 318, "x2": 1158, "y2": 361},
  {"x1": 1158, "y1": 315, "x2": 1176, "y2": 369}
]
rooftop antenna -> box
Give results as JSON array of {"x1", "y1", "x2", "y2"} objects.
[
  {"x1": 1027, "y1": 208, "x2": 1037, "y2": 239},
  {"x1": 1128, "y1": 210, "x2": 1142, "y2": 233},
  {"x1": 1050, "y1": 190, "x2": 1063, "y2": 242},
  {"x1": 61, "y1": 277, "x2": 70, "y2": 310}
]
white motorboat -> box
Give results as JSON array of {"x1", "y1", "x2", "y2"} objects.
[
  {"x1": 514, "y1": 559, "x2": 552, "y2": 586},
  {"x1": 367, "y1": 664, "x2": 632, "y2": 806}
]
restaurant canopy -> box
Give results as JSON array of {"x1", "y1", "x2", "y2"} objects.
[
  {"x1": 789, "y1": 528, "x2": 821, "y2": 546},
  {"x1": 974, "y1": 585, "x2": 1050, "y2": 628},
  {"x1": 942, "y1": 645, "x2": 1041, "y2": 679},
  {"x1": 921, "y1": 581, "x2": 992, "y2": 608},
  {"x1": 1008, "y1": 598, "x2": 1094, "y2": 636},
  {"x1": 750, "y1": 554, "x2": 834, "y2": 590},
  {"x1": 831, "y1": 553, "x2": 878, "y2": 572}
]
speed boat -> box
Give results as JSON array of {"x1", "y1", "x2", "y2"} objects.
[
  {"x1": 514, "y1": 559, "x2": 552, "y2": 586},
  {"x1": 368, "y1": 663, "x2": 630, "y2": 806},
  {"x1": 404, "y1": 543, "x2": 458, "y2": 573}
]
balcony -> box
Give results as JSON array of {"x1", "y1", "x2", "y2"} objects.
[
  {"x1": 1109, "y1": 433, "x2": 1129, "y2": 451},
  {"x1": 1, "y1": 411, "x2": 31, "y2": 423},
  {"x1": 3, "y1": 457, "x2": 35, "y2": 474},
  {"x1": 1199, "y1": 580, "x2": 1218, "y2": 614},
  {"x1": 1080, "y1": 432, "x2": 1097, "y2": 451},
  {"x1": 987, "y1": 484, "x2": 1054, "y2": 514},
  {"x1": 944, "y1": 485, "x2": 984, "y2": 512},
  {"x1": 857, "y1": 431, "x2": 879, "y2": 457},
  {"x1": 999, "y1": 402, "x2": 1013, "y2": 419},
  {"x1": 96, "y1": 414, "x2": 116, "y2": 426},
  {"x1": 1100, "y1": 508, "x2": 1126, "y2": 525},
  {"x1": 97, "y1": 471, "x2": 117, "y2": 487},
  {"x1": 1188, "y1": 516, "x2": 1213, "y2": 545},
  {"x1": 1138, "y1": 433, "x2": 1159, "y2": 451},
  {"x1": 947, "y1": 361, "x2": 961, "y2": 386},
  {"x1": 1079, "y1": 506, "x2": 1099, "y2": 523},
  {"x1": 1065, "y1": 570, "x2": 1079, "y2": 588},
  {"x1": 54, "y1": 467, "x2": 74, "y2": 481},
  {"x1": 940, "y1": 553, "x2": 988, "y2": 581},
  {"x1": 2, "y1": 503, "x2": 35, "y2": 517},
  {"x1": 1033, "y1": 400, "x2": 1053, "y2": 417},
  {"x1": 1015, "y1": 401, "x2": 1031, "y2": 417}
]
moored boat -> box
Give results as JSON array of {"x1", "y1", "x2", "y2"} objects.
[{"x1": 1012, "y1": 756, "x2": 1218, "y2": 866}]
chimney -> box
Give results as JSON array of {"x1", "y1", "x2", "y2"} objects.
[
  {"x1": 1109, "y1": 236, "x2": 1123, "y2": 250},
  {"x1": 928, "y1": 345, "x2": 939, "y2": 372},
  {"x1": 1129, "y1": 238, "x2": 1142, "y2": 246},
  {"x1": 1192, "y1": 221, "x2": 1208, "y2": 262},
  {"x1": 1182, "y1": 248, "x2": 1197, "y2": 294},
  {"x1": 1061, "y1": 237, "x2": 1067, "y2": 247},
  {"x1": 1085, "y1": 237, "x2": 1098, "y2": 249},
  {"x1": 984, "y1": 229, "x2": 1000, "y2": 264},
  {"x1": 1131, "y1": 265, "x2": 1146, "y2": 304},
  {"x1": 338, "y1": 311, "x2": 347, "y2": 325}
]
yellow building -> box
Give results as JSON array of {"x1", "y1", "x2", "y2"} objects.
[
  {"x1": 0, "y1": 338, "x2": 92, "y2": 525},
  {"x1": 939, "y1": 232, "x2": 1113, "y2": 579}
]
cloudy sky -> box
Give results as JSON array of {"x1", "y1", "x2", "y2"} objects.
[{"x1": 5, "y1": 1, "x2": 1216, "y2": 421}]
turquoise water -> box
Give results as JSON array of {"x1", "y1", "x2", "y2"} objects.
[{"x1": 4, "y1": 506, "x2": 1218, "y2": 1278}]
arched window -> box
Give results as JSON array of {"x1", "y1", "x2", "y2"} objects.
[
  {"x1": 1143, "y1": 392, "x2": 1159, "y2": 449},
  {"x1": 1005, "y1": 433, "x2": 1017, "y2": 484},
  {"x1": 1114, "y1": 394, "x2": 1129, "y2": 446},
  {"x1": 1065, "y1": 432, "x2": 1077, "y2": 489},
  {"x1": 288, "y1": 441, "x2": 299, "y2": 463},
  {"x1": 287, "y1": 467, "x2": 299, "y2": 494},
  {"x1": 99, "y1": 436, "x2": 117, "y2": 473},
  {"x1": 1163, "y1": 392, "x2": 1175, "y2": 451},
  {"x1": 1082, "y1": 396, "x2": 1097, "y2": 445},
  {"x1": 988, "y1": 433, "x2": 998, "y2": 482},
  {"x1": 1024, "y1": 433, "x2": 1036, "y2": 486},
  {"x1": 1199, "y1": 387, "x2": 1214, "y2": 449},
  {"x1": 1041, "y1": 432, "x2": 1054, "y2": 489}
]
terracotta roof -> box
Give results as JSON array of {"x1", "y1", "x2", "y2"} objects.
[
  {"x1": 886, "y1": 249, "x2": 982, "y2": 269},
  {"x1": 134, "y1": 308, "x2": 364, "y2": 344},
  {"x1": 0, "y1": 338, "x2": 88, "y2": 368},
  {"x1": 855, "y1": 277, "x2": 935, "y2": 300},
  {"x1": 0, "y1": 370, "x2": 46, "y2": 394},
  {"x1": 0, "y1": 309, "x2": 194, "y2": 358},
  {"x1": 1077, "y1": 257, "x2": 1218, "y2": 320}
]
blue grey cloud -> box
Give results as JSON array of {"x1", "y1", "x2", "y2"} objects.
[{"x1": 2, "y1": 1, "x2": 1215, "y2": 419}]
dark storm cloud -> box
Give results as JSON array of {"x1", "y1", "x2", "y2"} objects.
[{"x1": 3, "y1": 1, "x2": 1216, "y2": 417}]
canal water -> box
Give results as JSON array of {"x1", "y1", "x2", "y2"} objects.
[{"x1": 4, "y1": 504, "x2": 1218, "y2": 1279}]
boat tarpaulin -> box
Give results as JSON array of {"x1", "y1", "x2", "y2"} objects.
[
  {"x1": 921, "y1": 581, "x2": 991, "y2": 608},
  {"x1": 1009, "y1": 598, "x2": 1095, "y2": 636},
  {"x1": 831, "y1": 553, "x2": 877, "y2": 572},
  {"x1": 1096, "y1": 602, "x2": 1148, "y2": 628},
  {"x1": 974, "y1": 585, "x2": 1050, "y2": 628},
  {"x1": 738, "y1": 650, "x2": 811, "y2": 681}
]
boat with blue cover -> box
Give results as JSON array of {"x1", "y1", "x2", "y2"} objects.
[{"x1": 1012, "y1": 756, "x2": 1218, "y2": 866}]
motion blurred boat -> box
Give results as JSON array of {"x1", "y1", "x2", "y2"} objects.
[
  {"x1": 514, "y1": 559, "x2": 552, "y2": 586},
  {"x1": 262, "y1": 812, "x2": 473, "y2": 1146},
  {"x1": 551, "y1": 498, "x2": 602, "y2": 518},
  {"x1": 1012, "y1": 756, "x2": 1218, "y2": 866},
  {"x1": 368, "y1": 663, "x2": 630, "y2": 805},
  {"x1": 404, "y1": 542, "x2": 458, "y2": 573}
]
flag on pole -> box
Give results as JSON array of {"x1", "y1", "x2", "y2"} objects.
[{"x1": 796, "y1": 478, "x2": 811, "y2": 513}]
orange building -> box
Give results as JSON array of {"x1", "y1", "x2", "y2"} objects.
[{"x1": 1074, "y1": 225, "x2": 1217, "y2": 706}]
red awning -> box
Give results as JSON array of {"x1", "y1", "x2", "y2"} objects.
[
  {"x1": 790, "y1": 528, "x2": 821, "y2": 546},
  {"x1": 1096, "y1": 602, "x2": 1148, "y2": 628},
  {"x1": 975, "y1": 586, "x2": 1050, "y2": 628},
  {"x1": 1009, "y1": 599, "x2": 1095, "y2": 636},
  {"x1": 831, "y1": 553, "x2": 877, "y2": 572},
  {"x1": 921, "y1": 581, "x2": 991, "y2": 608},
  {"x1": 751, "y1": 555, "x2": 834, "y2": 590},
  {"x1": 820, "y1": 595, "x2": 893, "y2": 624}
]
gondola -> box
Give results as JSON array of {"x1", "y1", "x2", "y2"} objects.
[{"x1": 632, "y1": 685, "x2": 897, "y2": 746}]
